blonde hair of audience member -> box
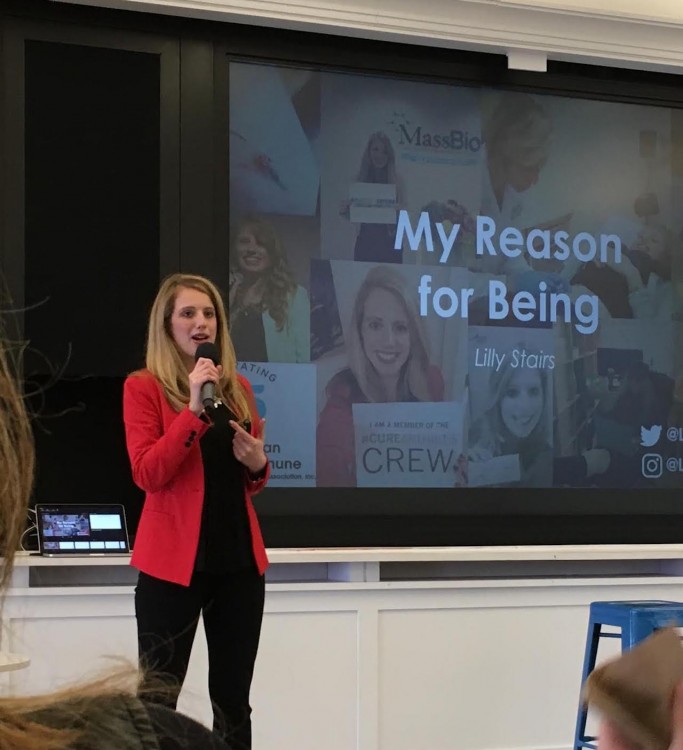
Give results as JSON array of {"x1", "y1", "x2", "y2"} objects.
[
  {"x1": 229, "y1": 216, "x2": 298, "y2": 332},
  {"x1": 346, "y1": 266, "x2": 433, "y2": 403},
  {"x1": 144, "y1": 272, "x2": 249, "y2": 420},
  {"x1": 482, "y1": 92, "x2": 552, "y2": 207}
]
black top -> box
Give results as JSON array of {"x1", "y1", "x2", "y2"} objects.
[
  {"x1": 194, "y1": 402, "x2": 254, "y2": 573},
  {"x1": 230, "y1": 308, "x2": 268, "y2": 362}
]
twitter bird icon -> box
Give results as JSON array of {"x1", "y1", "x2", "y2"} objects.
[{"x1": 640, "y1": 425, "x2": 662, "y2": 447}]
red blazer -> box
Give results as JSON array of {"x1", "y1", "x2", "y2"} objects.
[{"x1": 123, "y1": 370, "x2": 269, "y2": 586}]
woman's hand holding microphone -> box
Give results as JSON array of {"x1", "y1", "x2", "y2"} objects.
[
  {"x1": 188, "y1": 357, "x2": 222, "y2": 416},
  {"x1": 189, "y1": 349, "x2": 267, "y2": 474}
]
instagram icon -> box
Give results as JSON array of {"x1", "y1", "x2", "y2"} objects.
[{"x1": 641, "y1": 453, "x2": 663, "y2": 479}]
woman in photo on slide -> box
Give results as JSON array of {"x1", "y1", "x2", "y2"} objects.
[
  {"x1": 316, "y1": 265, "x2": 445, "y2": 486},
  {"x1": 468, "y1": 345, "x2": 553, "y2": 487},
  {"x1": 341, "y1": 131, "x2": 405, "y2": 264},
  {"x1": 228, "y1": 215, "x2": 310, "y2": 363}
]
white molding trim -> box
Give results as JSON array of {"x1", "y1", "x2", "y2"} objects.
[
  {"x1": 495, "y1": 0, "x2": 683, "y2": 26},
  {"x1": 54, "y1": 0, "x2": 683, "y2": 74}
]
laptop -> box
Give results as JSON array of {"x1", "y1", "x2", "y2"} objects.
[{"x1": 35, "y1": 503, "x2": 130, "y2": 557}]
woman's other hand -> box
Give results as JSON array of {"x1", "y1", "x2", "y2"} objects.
[{"x1": 229, "y1": 418, "x2": 268, "y2": 474}]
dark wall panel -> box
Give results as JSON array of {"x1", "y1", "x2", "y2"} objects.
[
  {"x1": 24, "y1": 40, "x2": 160, "y2": 377},
  {"x1": 24, "y1": 40, "x2": 162, "y2": 538}
]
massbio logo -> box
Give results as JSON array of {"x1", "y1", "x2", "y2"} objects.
[{"x1": 392, "y1": 113, "x2": 482, "y2": 153}]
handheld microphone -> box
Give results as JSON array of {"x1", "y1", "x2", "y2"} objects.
[{"x1": 194, "y1": 342, "x2": 220, "y2": 409}]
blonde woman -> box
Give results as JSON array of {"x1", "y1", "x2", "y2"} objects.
[
  {"x1": 123, "y1": 273, "x2": 269, "y2": 749},
  {"x1": 228, "y1": 215, "x2": 310, "y2": 363},
  {"x1": 316, "y1": 266, "x2": 444, "y2": 486},
  {"x1": 343, "y1": 131, "x2": 404, "y2": 264}
]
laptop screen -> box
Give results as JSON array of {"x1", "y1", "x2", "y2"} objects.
[{"x1": 35, "y1": 504, "x2": 130, "y2": 555}]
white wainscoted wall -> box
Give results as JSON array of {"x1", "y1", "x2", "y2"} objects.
[{"x1": 4, "y1": 547, "x2": 683, "y2": 750}]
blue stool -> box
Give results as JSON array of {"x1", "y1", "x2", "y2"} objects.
[{"x1": 574, "y1": 600, "x2": 683, "y2": 750}]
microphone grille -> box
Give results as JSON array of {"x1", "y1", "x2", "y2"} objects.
[{"x1": 194, "y1": 342, "x2": 219, "y2": 365}]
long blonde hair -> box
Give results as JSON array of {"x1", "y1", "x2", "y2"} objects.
[
  {"x1": 0, "y1": 668, "x2": 147, "y2": 750},
  {"x1": 347, "y1": 266, "x2": 433, "y2": 403},
  {"x1": 143, "y1": 273, "x2": 250, "y2": 421}
]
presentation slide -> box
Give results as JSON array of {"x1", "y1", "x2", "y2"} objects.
[{"x1": 228, "y1": 61, "x2": 683, "y2": 490}]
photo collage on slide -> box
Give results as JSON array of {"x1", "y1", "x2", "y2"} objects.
[{"x1": 228, "y1": 60, "x2": 683, "y2": 491}]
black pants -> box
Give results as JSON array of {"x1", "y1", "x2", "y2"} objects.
[{"x1": 135, "y1": 568, "x2": 265, "y2": 750}]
